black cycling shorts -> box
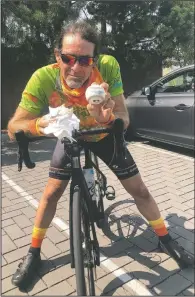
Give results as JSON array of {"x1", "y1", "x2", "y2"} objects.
[{"x1": 49, "y1": 134, "x2": 139, "y2": 181}]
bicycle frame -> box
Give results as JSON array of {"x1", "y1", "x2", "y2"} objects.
[
  {"x1": 14, "y1": 118, "x2": 125, "y2": 295},
  {"x1": 14, "y1": 118, "x2": 125, "y2": 273}
]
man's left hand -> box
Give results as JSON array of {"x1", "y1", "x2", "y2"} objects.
[{"x1": 87, "y1": 82, "x2": 115, "y2": 123}]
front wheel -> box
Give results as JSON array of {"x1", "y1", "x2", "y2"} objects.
[{"x1": 72, "y1": 186, "x2": 96, "y2": 296}]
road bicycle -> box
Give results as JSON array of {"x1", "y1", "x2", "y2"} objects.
[{"x1": 15, "y1": 118, "x2": 125, "y2": 296}]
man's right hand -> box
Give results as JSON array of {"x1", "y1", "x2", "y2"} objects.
[
  {"x1": 38, "y1": 115, "x2": 51, "y2": 128},
  {"x1": 7, "y1": 107, "x2": 56, "y2": 139},
  {"x1": 38, "y1": 115, "x2": 56, "y2": 134}
]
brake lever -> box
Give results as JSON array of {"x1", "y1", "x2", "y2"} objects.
[{"x1": 15, "y1": 130, "x2": 36, "y2": 171}]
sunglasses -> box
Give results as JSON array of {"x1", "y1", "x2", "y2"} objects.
[{"x1": 60, "y1": 53, "x2": 95, "y2": 67}]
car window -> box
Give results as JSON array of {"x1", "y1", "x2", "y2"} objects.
[{"x1": 156, "y1": 70, "x2": 195, "y2": 93}]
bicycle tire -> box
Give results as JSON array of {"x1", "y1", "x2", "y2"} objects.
[{"x1": 72, "y1": 186, "x2": 96, "y2": 296}]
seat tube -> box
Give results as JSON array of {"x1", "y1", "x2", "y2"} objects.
[{"x1": 84, "y1": 148, "x2": 92, "y2": 168}]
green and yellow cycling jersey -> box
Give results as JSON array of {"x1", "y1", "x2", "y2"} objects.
[{"x1": 19, "y1": 55, "x2": 124, "y2": 141}]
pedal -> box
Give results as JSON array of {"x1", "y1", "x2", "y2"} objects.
[{"x1": 105, "y1": 186, "x2": 115, "y2": 200}]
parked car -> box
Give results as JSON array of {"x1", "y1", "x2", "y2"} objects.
[{"x1": 125, "y1": 64, "x2": 195, "y2": 150}]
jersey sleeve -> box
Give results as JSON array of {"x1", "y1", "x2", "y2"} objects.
[
  {"x1": 99, "y1": 55, "x2": 124, "y2": 97},
  {"x1": 19, "y1": 70, "x2": 47, "y2": 115}
]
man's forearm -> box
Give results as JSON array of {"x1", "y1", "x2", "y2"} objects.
[
  {"x1": 113, "y1": 111, "x2": 130, "y2": 129},
  {"x1": 8, "y1": 119, "x2": 36, "y2": 139}
]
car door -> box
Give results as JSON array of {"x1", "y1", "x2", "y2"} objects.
[{"x1": 135, "y1": 68, "x2": 194, "y2": 148}]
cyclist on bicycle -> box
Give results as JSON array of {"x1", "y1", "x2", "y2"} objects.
[{"x1": 8, "y1": 20, "x2": 194, "y2": 288}]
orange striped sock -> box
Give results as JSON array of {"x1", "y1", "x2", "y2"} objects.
[
  {"x1": 31, "y1": 226, "x2": 47, "y2": 249},
  {"x1": 149, "y1": 217, "x2": 168, "y2": 237}
]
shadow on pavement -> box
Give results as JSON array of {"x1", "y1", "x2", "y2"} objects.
[
  {"x1": 9, "y1": 160, "x2": 193, "y2": 295},
  {"x1": 97, "y1": 200, "x2": 194, "y2": 295},
  {"x1": 102, "y1": 200, "x2": 194, "y2": 255},
  {"x1": 17, "y1": 199, "x2": 194, "y2": 295}
]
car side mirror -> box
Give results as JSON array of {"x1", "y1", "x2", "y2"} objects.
[{"x1": 141, "y1": 86, "x2": 151, "y2": 96}]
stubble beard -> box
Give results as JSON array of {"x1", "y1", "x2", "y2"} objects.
[{"x1": 65, "y1": 76, "x2": 85, "y2": 89}]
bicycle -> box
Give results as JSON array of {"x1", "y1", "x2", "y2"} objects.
[{"x1": 15, "y1": 118, "x2": 125, "y2": 296}]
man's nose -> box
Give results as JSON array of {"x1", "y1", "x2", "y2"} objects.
[{"x1": 71, "y1": 61, "x2": 82, "y2": 71}]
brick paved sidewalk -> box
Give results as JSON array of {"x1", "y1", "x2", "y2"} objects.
[{"x1": 1, "y1": 136, "x2": 194, "y2": 296}]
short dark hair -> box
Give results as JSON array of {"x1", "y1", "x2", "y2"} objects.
[{"x1": 55, "y1": 20, "x2": 100, "y2": 57}]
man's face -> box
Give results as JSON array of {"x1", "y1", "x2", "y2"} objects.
[{"x1": 55, "y1": 33, "x2": 95, "y2": 89}]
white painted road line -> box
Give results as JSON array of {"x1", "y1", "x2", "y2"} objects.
[
  {"x1": 2, "y1": 172, "x2": 152, "y2": 296},
  {"x1": 130, "y1": 142, "x2": 194, "y2": 162}
]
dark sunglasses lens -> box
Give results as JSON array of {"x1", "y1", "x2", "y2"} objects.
[
  {"x1": 61, "y1": 54, "x2": 74, "y2": 65},
  {"x1": 79, "y1": 57, "x2": 94, "y2": 66}
]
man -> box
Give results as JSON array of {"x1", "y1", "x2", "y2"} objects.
[{"x1": 8, "y1": 21, "x2": 193, "y2": 288}]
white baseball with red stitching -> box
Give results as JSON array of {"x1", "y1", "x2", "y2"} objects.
[{"x1": 85, "y1": 84, "x2": 106, "y2": 105}]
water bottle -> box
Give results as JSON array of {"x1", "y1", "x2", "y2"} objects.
[{"x1": 83, "y1": 168, "x2": 96, "y2": 201}]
